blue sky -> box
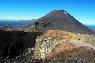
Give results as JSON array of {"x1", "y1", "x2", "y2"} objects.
[{"x1": 0, "y1": 0, "x2": 95, "y2": 25}]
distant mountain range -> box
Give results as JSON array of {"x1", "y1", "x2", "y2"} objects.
[
  {"x1": 87, "y1": 25, "x2": 95, "y2": 29},
  {"x1": 0, "y1": 20, "x2": 94, "y2": 29},
  {"x1": 0, "y1": 20, "x2": 34, "y2": 28}
]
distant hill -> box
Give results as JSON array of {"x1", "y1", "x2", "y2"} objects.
[
  {"x1": 87, "y1": 25, "x2": 95, "y2": 30},
  {"x1": 0, "y1": 20, "x2": 33, "y2": 28}
]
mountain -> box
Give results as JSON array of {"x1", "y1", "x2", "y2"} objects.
[
  {"x1": 1, "y1": 10, "x2": 95, "y2": 63},
  {"x1": 31, "y1": 10, "x2": 94, "y2": 34},
  {"x1": 33, "y1": 10, "x2": 95, "y2": 62}
]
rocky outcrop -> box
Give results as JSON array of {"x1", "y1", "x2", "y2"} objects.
[
  {"x1": 34, "y1": 30, "x2": 79, "y2": 59},
  {"x1": 34, "y1": 30, "x2": 95, "y2": 62}
]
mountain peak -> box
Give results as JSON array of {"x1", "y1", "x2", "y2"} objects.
[
  {"x1": 50, "y1": 10, "x2": 67, "y2": 15},
  {"x1": 32, "y1": 10, "x2": 94, "y2": 34}
]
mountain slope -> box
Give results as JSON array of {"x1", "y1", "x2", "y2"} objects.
[
  {"x1": 34, "y1": 30, "x2": 95, "y2": 62},
  {"x1": 32, "y1": 10, "x2": 94, "y2": 34}
]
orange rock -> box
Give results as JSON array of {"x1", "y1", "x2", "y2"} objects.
[
  {"x1": 50, "y1": 11, "x2": 65, "y2": 15},
  {"x1": 46, "y1": 43, "x2": 81, "y2": 60}
]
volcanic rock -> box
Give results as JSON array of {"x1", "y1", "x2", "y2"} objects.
[{"x1": 32, "y1": 10, "x2": 94, "y2": 34}]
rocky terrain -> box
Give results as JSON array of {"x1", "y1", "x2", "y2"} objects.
[
  {"x1": 34, "y1": 30, "x2": 95, "y2": 63},
  {"x1": 0, "y1": 10, "x2": 95, "y2": 63}
]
